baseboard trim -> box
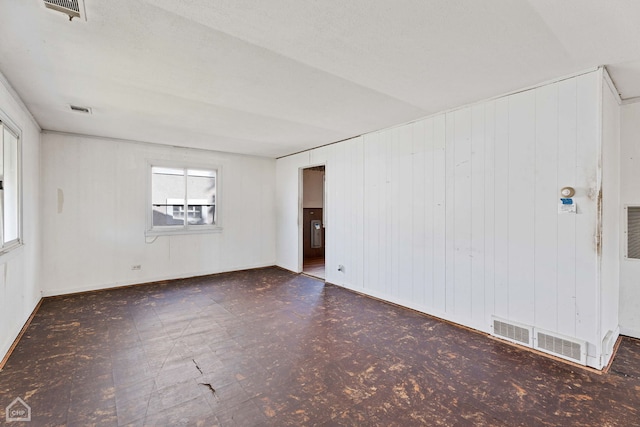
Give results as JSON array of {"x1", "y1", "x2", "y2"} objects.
[
  {"x1": 2, "y1": 266, "x2": 278, "y2": 367},
  {"x1": 0, "y1": 298, "x2": 43, "y2": 371},
  {"x1": 42, "y1": 263, "x2": 275, "y2": 297},
  {"x1": 323, "y1": 279, "x2": 610, "y2": 373}
]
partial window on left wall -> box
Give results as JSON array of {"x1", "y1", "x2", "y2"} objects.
[{"x1": 0, "y1": 121, "x2": 21, "y2": 252}]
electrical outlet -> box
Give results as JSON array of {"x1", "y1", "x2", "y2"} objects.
[{"x1": 131, "y1": 265, "x2": 142, "y2": 271}]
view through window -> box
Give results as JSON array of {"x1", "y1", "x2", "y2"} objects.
[
  {"x1": 0, "y1": 121, "x2": 20, "y2": 250},
  {"x1": 150, "y1": 166, "x2": 217, "y2": 232}
]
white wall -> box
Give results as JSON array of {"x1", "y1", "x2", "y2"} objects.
[
  {"x1": 41, "y1": 133, "x2": 276, "y2": 296},
  {"x1": 600, "y1": 76, "x2": 621, "y2": 365},
  {"x1": 276, "y1": 151, "x2": 309, "y2": 273},
  {"x1": 0, "y1": 75, "x2": 41, "y2": 364},
  {"x1": 303, "y1": 169, "x2": 324, "y2": 208},
  {"x1": 620, "y1": 101, "x2": 640, "y2": 338},
  {"x1": 277, "y1": 69, "x2": 616, "y2": 368}
]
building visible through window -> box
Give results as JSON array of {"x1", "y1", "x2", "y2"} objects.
[
  {"x1": 150, "y1": 166, "x2": 216, "y2": 232},
  {"x1": 168, "y1": 198, "x2": 207, "y2": 224}
]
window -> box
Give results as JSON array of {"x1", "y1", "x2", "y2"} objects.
[
  {"x1": 149, "y1": 166, "x2": 218, "y2": 234},
  {"x1": 0, "y1": 121, "x2": 21, "y2": 252}
]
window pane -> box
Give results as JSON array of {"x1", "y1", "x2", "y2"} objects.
[
  {"x1": 153, "y1": 167, "x2": 183, "y2": 176},
  {"x1": 152, "y1": 167, "x2": 185, "y2": 226},
  {"x1": 188, "y1": 169, "x2": 215, "y2": 178},
  {"x1": 187, "y1": 169, "x2": 216, "y2": 225},
  {"x1": 3, "y1": 127, "x2": 18, "y2": 244}
]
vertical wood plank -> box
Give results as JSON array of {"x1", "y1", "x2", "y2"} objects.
[
  {"x1": 390, "y1": 128, "x2": 400, "y2": 298},
  {"x1": 341, "y1": 142, "x2": 351, "y2": 286},
  {"x1": 557, "y1": 78, "x2": 578, "y2": 337},
  {"x1": 484, "y1": 100, "x2": 497, "y2": 327},
  {"x1": 338, "y1": 144, "x2": 346, "y2": 281},
  {"x1": 276, "y1": 151, "x2": 310, "y2": 273},
  {"x1": 471, "y1": 104, "x2": 486, "y2": 330},
  {"x1": 433, "y1": 115, "x2": 447, "y2": 312},
  {"x1": 575, "y1": 72, "x2": 599, "y2": 346},
  {"x1": 355, "y1": 137, "x2": 365, "y2": 289},
  {"x1": 454, "y1": 108, "x2": 472, "y2": 322},
  {"x1": 507, "y1": 90, "x2": 536, "y2": 325},
  {"x1": 445, "y1": 112, "x2": 456, "y2": 314},
  {"x1": 424, "y1": 118, "x2": 435, "y2": 310},
  {"x1": 599, "y1": 76, "x2": 621, "y2": 346},
  {"x1": 324, "y1": 144, "x2": 335, "y2": 284},
  {"x1": 383, "y1": 129, "x2": 394, "y2": 297},
  {"x1": 329, "y1": 143, "x2": 342, "y2": 285},
  {"x1": 363, "y1": 131, "x2": 381, "y2": 293},
  {"x1": 397, "y1": 124, "x2": 414, "y2": 302},
  {"x1": 412, "y1": 120, "x2": 426, "y2": 306},
  {"x1": 493, "y1": 97, "x2": 510, "y2": 319},
  {"x1": 534, "y1": 83, "x2": 560, "y2": 331}
]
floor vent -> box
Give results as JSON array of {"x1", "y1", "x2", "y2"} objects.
[
  {"x1": 43, "y1": 0, "x2": 85, "y2": 20},
  {"x1": 534, "y1": 330, "x2": 586, "y2": 365},
  {"x1": 491, "y1": 317, "x2": 533, "y2": 347}
]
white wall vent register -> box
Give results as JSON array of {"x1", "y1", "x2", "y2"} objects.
[
  {"x1": 491, "y1": 317, "x2": 587, "y2": 365},
  {"x1": 534, "y1": 329, "x2": 586, "y2": 365},
  {"x1": 492, "y1": 317, "x2": 533, "y2": 347}
]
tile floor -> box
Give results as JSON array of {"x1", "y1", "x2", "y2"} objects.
[{"x1": 1, "y1": 267, "x2": 639, "y2": 426}]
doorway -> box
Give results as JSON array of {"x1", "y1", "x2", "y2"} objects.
[{"x1": 301, "y1": 166, "x2": 325, "y2": 279}]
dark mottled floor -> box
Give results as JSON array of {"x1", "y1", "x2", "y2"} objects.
[{"x1": 1, "y1": 267, "x2": 639, "y2": 426}]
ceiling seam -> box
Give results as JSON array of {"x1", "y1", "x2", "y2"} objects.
[
  {"x1": 278, "y1": 66, "x2": 601, "y2": 159},
  {"x1": 41, "y1": 129, "x2": 279, "y2": 159},
  {"x1": 140, "y1": 1, "x2": 428, "y2": 113}
]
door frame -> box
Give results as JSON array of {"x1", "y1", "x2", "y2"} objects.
[{"x1": 298, "y1": 163, "x2": 326, "y2": 274}]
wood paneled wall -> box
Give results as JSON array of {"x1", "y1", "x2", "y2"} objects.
[
  {"x1": 41, "y1": 133, "x2": 277, "y2": 296},
  {"x1": 277, "y1": 69, "x2": 619, "y2": 368}
]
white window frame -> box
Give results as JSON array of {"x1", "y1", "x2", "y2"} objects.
[
  {"x1": 146, "y1": 161, "x2": 222, "y2": 236},
  {"x1": 0, "y1": 113, "x2": 22, "y2": 256}
]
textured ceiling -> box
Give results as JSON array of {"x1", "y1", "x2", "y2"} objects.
[{"x1": 1, "y1": 0, "x2": 639, "y2": 157}]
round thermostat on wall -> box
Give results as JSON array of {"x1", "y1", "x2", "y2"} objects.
[{"x1": 560, "y1": 187, "x2": 575, "y2": 197}]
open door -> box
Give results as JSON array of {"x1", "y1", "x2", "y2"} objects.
[{"x1": 301, "y1": 166, "x2": 325, "y2": 279}]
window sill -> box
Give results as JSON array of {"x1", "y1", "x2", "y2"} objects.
[
  {"x1": 145, "y1": 226, "x2": 223, "y2": 237},
  {"x1": 0, "y1": 241, "x2": 24, "y2": 262}
]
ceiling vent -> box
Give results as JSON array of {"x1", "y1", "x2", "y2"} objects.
[
  {"x1": 69, "y1": 105, "x2": 91, "y2": 114},
  {"x1": 43, "y1": 0, "x2": 86, "y2": 21}
]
